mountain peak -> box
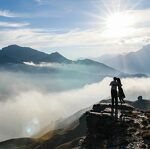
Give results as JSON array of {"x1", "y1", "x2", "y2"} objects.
[
  {"x1": 2, "y1": 44, "x2": 35, "y2": 52},
  {"x1": 50, "y1": 52, "x2": 63, "y2": 56},
  {"x1": 6, "y1": 44, "x2": 19, "y2": 47},
  {"x1": 42, "y1": 51, "x2": 72, "y2": 63},
  {"x1": 2, "y1": 44, "x2": 26, "y2": 50}
]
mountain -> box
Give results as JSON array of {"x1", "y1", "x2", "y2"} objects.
[
  {"x1": 73, "y1": 59, "x2": 119, "y2": 75},
  {"x1": 0, "y1": 45, "x2": 119, "y2": 76},
  {"x1": 0, "y1": 45, "x2": 121, "y2": 92},
  {"x1": 98, "y1": 45, "x2": 150, "y2": 74},
  {"x1": 0, "y1": 138, "x2": 38, "y2": 149},
  {"x1": 1, "y1": 45, "x2": 47, "y2": 63},
  {"x1": 1, "y1": 44, "x2": 149, "y2": 76},
  {"x1": 38, "y1": 52, "x2": 72, "y2": 63},
  {"x1": 94, "y1": 54, "x2": 118, "y2": 63},
  {"x1": 0, "y1": 53, "x2": 22, "y2": 64},
  {"x1": 0, "y1": 45, "x2": 72, "y2": 64}
]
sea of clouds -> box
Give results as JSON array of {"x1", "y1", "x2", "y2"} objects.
[{"x1": 0, "y1": 70, "x2": 150, "y2": 142}]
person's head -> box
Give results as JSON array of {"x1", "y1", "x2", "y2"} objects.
[
  {"x1": 113, "y1": 77, "x2": 117, "y2": 81},
  {"x1": 116, "y1": 77, "x2": 121, "y2": 83},
  {"x1": 138, "y1": 96, "x2": 143, "y2": 101}
]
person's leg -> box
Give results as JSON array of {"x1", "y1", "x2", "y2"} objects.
[
  {"x1": 112, "y1": 97, "x2": 115, "y2": 116},
  {"x1": 111, "y1": 90, "x2": 115, "y2": 116},
  {"x1": 119, "y1": 96, "x2": 122, "y2": 104},
  {"x1": 119, "y1": 97, "x2": 124, "y2": 119},
  {"x1": 122, "y1": 98, "x2": 125, "y2": 103},
  {"x1": 115, "y1": 91, "x2": 118, "y2": 118}
]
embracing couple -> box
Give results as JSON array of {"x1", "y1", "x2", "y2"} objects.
[{"x1": 110, "y1": 77, "x2": 125, "y2": 117}]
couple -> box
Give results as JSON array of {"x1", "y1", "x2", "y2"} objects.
[{"x1": 110, "y1": 77, "x2": 125, "y2": 116}]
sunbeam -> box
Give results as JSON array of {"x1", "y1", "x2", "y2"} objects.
[{"x1": 91, "y1": 0, "x2": 143, "y2": 38}]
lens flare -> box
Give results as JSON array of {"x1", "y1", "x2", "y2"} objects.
[{"x1": 24, "y1": 117, "x2": 40, "y2": 136}]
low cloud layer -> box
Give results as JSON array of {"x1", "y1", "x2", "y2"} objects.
[{"x1": 0, "y1": 71, "x2": 149, "y2": 142}]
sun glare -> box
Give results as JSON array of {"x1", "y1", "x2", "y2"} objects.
[{"x1": 104, "y1": 12, "x2": 135, "y2": 38}]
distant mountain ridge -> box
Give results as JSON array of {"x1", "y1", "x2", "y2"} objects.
[
  {"x1": 0, "y1": 45, "x2": 118, "y2": 75},
  {"x1": 98, "y1": 44, "x2": 150, "y2": 74},
  {"x1": 0, "y1": 45, "x2": 72, "y2": 64}
]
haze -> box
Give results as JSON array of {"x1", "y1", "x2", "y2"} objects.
[{"x1": 0, "y1": 69, "x2": 149, "y2": 141}]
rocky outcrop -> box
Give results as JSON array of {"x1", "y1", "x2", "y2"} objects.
[
  {"x1": 0, "y1": 101, "x2": 149, "y2": 149},
  {"x1": 80, "y1": 103, "x2": 150, "y2": 149}
]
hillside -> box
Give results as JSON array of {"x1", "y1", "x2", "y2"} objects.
[{"x1": 98, "y1": 44, "x2": 150, "y2": 74}]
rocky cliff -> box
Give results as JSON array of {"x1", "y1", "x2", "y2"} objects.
[{"x1": 79, "y1": 103, "x2": 150, "y2": 149}]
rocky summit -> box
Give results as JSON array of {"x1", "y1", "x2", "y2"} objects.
[{"x1": 79, "y1": 103, "x2": 150, "y2": 149}]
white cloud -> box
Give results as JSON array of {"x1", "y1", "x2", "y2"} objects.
[
  {"x1": 34, "y1": 0, "x2": 48, "y2": 5},
  {"x1": 0, "y1": 28, "x2": 128, "y2": 47},
  {"x1": 0, "y1": 22, "x2": 30, "y2": 28},
  {"x1": 0, "y1": 9, "x2": 59, "y2": 19},
  {"x1": 0, "y1": 25, "x2": 149, "y2": 57},
  {"x1": 0, "y1": 10, "x2": 20, "y2": 18},
  {"x1": 130, "y1": 9, "x2": 150, "y2": 26}
]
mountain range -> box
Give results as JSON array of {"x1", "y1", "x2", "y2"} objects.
[
  {"x1": 1, "y1": 44, "x2": 150, "y2": 76},
  {"x1": 96, "y1": 44, "x2": 150, "y2": 74},
  {"x1": 0, "y1": 45, "x2": 119, "y2": 76}
]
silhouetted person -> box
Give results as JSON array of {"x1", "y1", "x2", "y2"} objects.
[
  {"x1": 138, "y1": 96, "x2": 143, "y2": 101},
  {"x1": 116, "y1": 78, "x2": 125, "y2": 104},
  {"x1": 110, "y1": 77, "x2": 119, "y2": 117}
]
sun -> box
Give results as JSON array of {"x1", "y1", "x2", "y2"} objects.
[{"x1": 104, "y1": 12, "x2": 135, "y2": 38}]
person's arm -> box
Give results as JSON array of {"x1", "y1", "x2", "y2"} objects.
[
  {"x1": 118, "y1": 83, "x2": 122, "y2": 87},
  {"x1": 116, "y1": 82, "x2": 120, "y2": 87},
  {"x1": 110, "y1": 82, "x2": 112, "y2": 86}
]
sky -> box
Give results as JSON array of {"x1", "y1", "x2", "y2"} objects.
[{"x1": 0, "y1": 0, "x2": 150, "y2": 59}]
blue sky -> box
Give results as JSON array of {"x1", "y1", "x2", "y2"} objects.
[
  {"x1": 0, "y1": 0, "x2": 98, "y2": 31},
  {"x1": 0, "y1": 0, "x2": 150, "y2": 58}
]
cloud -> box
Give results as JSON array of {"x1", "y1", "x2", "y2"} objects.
[
  {"x1": 0, "y1": 22, "x2": 30, "y2": 28},
  {"x1": 0, "y1": 28, "x2": 134, "y2": 48},
  {"x1": 0, "y1": 25, "x2": 149, "y2": 58},
  {"x1": 130, "y1": 9, "x2": 150, "y2": 26},
  {"x1": 0, "y1": 70, "x2": 107, "y2": 141},
  {"x1": 0, "y1": 8, "x2": 150, "y2": 57},
  {"x1": 0, "y1": 10, "x2": 21, "y2": 18},
  {"x1": 0, "y1": 9, "x2": 59, "y2": 19},
  {"x1": 34, "y1": 0, "x2": 49, "y2": 5},
  {"x1": 0, "y1": 69, "x2": 149, "y2": 142}
]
